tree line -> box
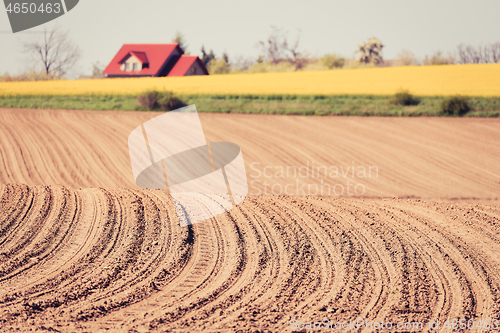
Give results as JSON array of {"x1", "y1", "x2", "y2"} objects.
[
  {"x1": 202, "y1": 28, "x2": 500, "y2": 74},
  {"x1": 1, "y1": 26, "x2": 499, "y2": 81}
]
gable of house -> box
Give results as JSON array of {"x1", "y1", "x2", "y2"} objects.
[
  {"x1": 167, "y1": 55, "x2": 209, "y2": 77},
  {"x1": 119, "y1": 52, "x2": 149, "y2": 72}
]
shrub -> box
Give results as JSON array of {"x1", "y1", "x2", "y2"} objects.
[
  {"x1": 137, "y1": 90, "x2": 186, "y2": 111},
  {"x1": 423, "y1": 51, "x2": 455, "y2": 65},
  {"x1": 242, "y1": 61, "x2": 296, "y2": 74},
  {"x1": 321, "y1": 54, "x2": 345, "y2": 69},
  {"x1": 137, "y1": 90, "x2": 159, "y2": 109},
  {"x1": 390, "y1": 90, "x2": 419, "y2": 106},
  {"x1": 440, "y1": 96, "x2": 471, "y2": 116},
  {"x1": 207, "y1": 58, "x2": 231, "y2": 74},
  {"x1": 0, "y1": 70, "x2": 58, "y2": 82},
  {"x1": 157, "y1": 91, "x2": 186, "y2": 111}
]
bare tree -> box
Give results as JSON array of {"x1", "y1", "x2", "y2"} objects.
[
  {"x1": 231, "y1": 55, "x2": 254, "y2": 71},
  {"x1": 396, "y1": 49, "x2": 418, "y2": 66},
  {"x1": 91, "y1": 61, "x2": 104, "y2": 78},
  {"x1": 481, "y1": 45, "x2": 491, "y2": 63},
  {"x1": 457, "y1": 42, "x2": 500, "y2": 64},
  {"x1": 491, "y1": 42, "x2": 500, "y2": 63},
  {"x1": 456, "y1": 44, "x2": 468, "y2": 64},
  {"x1": 457, "y1": 44, "x2": 482, "y2": 64},
  {"x1": 257, "y1": 26, "x2": 308, "y2": 69},
  {"x1": 23, "y1": 25, "x2": 81, "y2": 78},
  {"x1": 257, "y1": 26, "x2": 286, "y2": 65}
]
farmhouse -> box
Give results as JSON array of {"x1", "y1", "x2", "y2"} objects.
[{"x1": 103, "y1": 43, "x2": 209, "y2": 78}]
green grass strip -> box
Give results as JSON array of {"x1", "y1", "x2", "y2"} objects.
[{"x1": 1, "y1": 94, "x2": 499, "y2": 117}]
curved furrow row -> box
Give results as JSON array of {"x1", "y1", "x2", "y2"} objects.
[
  {"x1": 73, "y1": 189, "x2": 193, "y2": 331},
  {"x1": 80, "y1": 192, "x2": 226, "y2": 331},
  {"x1": 0, "y1": 186, "x2": 77, "y2": 284},
  {"x1": 308, "y1": 199, "x2": 390, "y2": 321},
  {"x1": 360, "y1": 200, "x2": 489, "y2": 325},
  {"x1": 285, "y1": 198, "x2": 387, "y2": 322},
  {"x1": 177, "y1": 195, "x2": 320, "y2": 331},
  {"x1": 393, "y1": 201, "x2": 500, "y2": 321},
  {"x1": 209, "y1": 202, "x2": 282, "y2": 330},
  {"x1": 0, "y1": 187, "x2": 191, "y2": 331},
  {"x1": 269, "y1": 198, "x2": 340, "y2": 322},
  {"x1": 60, "y1": 189, "x2": 190, "y2": 328},
  {"x1": 1, "y1": 186, "x2": 500, "y2": 332},
  {"x1": 0, "y1": 187, "x2": 109, "y2": 326},
  {"x1": 147, "y1": 195, "x2": 246, "y2": 330},
  {"x1": 243, "y1": 198, "x2": 326, "y2": 323},
  {"x1": 176, "y1": 197, "x2": 290, "y2": 332},
  {"x1": 0, "y1": 185, "x2": 34, "y2": 247},
  {"x1": 0, "y1": 186, "x2": 41, "y2": 252},
  {"x1": 164, "y1": 209, "x2": 259, "y2": 330},
  {"x1": 339, "y1": 199, "x2": 446, "y2": 324},
  {"x1": 1, "y1": 186, "x2": 84, "y2": 296}
]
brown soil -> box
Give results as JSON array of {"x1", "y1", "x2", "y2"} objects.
[{"x1": 0, "y1": 108, "x2": 499, "y2": 332}]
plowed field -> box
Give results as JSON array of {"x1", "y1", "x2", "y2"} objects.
[{"x1": 0, "y1": 108, "x2": 499, "y2": 332}]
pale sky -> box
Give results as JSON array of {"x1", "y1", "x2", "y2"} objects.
[{"x1": 1, "y1": 0, "x2": 499, "y2": 76}]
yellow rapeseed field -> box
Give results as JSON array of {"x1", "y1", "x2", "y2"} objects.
[{"x1": 1, "y1": 64, "x2": 499, "y2": 96}]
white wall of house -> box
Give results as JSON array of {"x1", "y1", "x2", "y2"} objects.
[{"x1": 120, "y1": 54, "x2": 143, "y2": 71}]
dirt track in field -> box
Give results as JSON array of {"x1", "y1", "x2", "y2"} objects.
[{"x1": 0, "y1": 108, "x2": 499, "y2": 332}]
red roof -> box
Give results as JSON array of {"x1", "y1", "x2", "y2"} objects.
[
  {"x1": 103, "y1": 44, "x2": 181, "y2": 76},
  {"x1": 129, "y1": 51, "x2": 148, "y2": 64},
  {"x1": 167, "y1": 55, "x2": 209, "y2": 76}
]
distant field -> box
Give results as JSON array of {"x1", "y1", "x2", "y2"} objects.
[{"x1": 1, "y1": 64, "x2": 500, "y2": 96}]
